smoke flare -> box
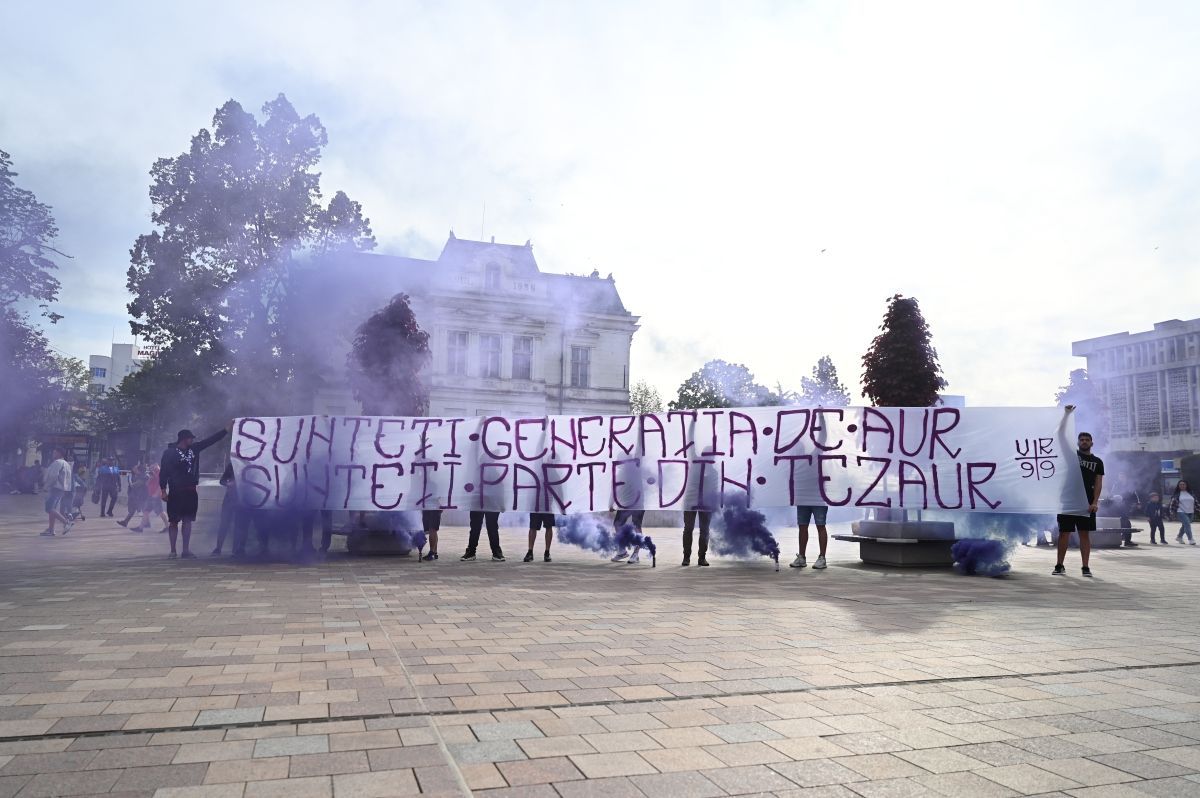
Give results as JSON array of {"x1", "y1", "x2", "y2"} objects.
[{"x1": 712, "y1": 494, "x2": 781, "y2": 566}]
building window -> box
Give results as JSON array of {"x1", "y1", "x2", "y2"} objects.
[
  {"x1": 570, "y1": 346, "x2": 591, "y2": 388},
  {"x1": 90, "y1": 367, "x2": 107, "y2": 379},
  {"x1": 448, "y1": 331, "x2": 468, "y2": 376},
  {"x1": 485, "y1": 263, "x2": 502, "y2": 290},
  {"x1": 513, "y1": 337, "x2": 533, "y2": 380},
  {"x1": 480, "y1": 334, "x2": 502, "y2": 378},
  {"x1": 87, "y1": 383, "x2": 105, "y2": 396}
]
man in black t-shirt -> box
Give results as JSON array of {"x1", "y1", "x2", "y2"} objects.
[
  {"x1": 160, "y1": 426, "x2": 229, "y2": 559},
  {"x1": 1054, "y1": 426, "x2": 1104, "y2": 577}
]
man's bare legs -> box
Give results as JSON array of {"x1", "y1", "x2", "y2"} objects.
[
  {"x1": 1079, "y1": 530, "x2": 1090, "y2": 569},
  {"x1": 800, "y1": 524, "x2": 828, "y2": 559}
]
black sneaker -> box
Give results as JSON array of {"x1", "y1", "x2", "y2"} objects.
[
  {"x1": 492, "y1": 553, "x2": 505, "y2": 562},
  {"x1": 1052, "y1": 564, "x2": 1065, "y2": 575},
  {"x1": 698, "y1": 557, "x2": 710, "y2": 567},
  {"x1": 1081, "y1": 566, "x2": 1092, "y2": 577},
  {"x1": 422, "y1": 552, "x2": 438, "y2": 561},
  {"x1": 460, "y1": 552, "x2": 476, "y2": 561},
  {"x1": 544, "y1": 551, "x2": 551, "y2": 562},
  {"x1": 682, "y1": 557, "x2": 690, "y2": 566},
  {"x1": 523, "y1": 551, "x2": 534, "y2": 563},
  {"x1": 116, "y1": 519, "x2": 128, "y2": 528}
]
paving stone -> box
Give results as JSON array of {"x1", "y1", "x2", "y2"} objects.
[
  {"x1": 496, "y1": 755, "x2": 584, "y2": 785},
  {"x1": 252, "y1": 735, "x2": 329, "y2": 758},
  {"x1": 331, "y1": 769, "x2": 420, "y2": 797},
  {"x1": 1092, "y1": 751, "x2": 1198, "y2": 779},
  {"x1": 446, "y1": 739, "x2": 527, "y2": 765},
  {"x1": 702, "y1": 763, "x2": 801, "y2": 793},
  {"x1": 977, "y1": 763, "x2": 1083, "y2": 793},
  {"x1": 769, "y1": 757, "x2": 867, "y2": 788},
  {"x1": 629, "y1": 770, "x2": 726, "y2": 798}
]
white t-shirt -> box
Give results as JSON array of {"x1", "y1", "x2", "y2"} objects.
[
  {"x1": 1179, "y1": 491, "x2": 1196, "y2": 516},
  {"x1": 44, "y1": 459, "x2": 72, "y2": 492}
]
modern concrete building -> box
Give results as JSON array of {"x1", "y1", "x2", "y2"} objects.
[
  {"x1": 1072, "y1": 318, "x2": 1200, "y2": 453},
  {"x1": 87, "y1": 343, "x2": 146, "y2": 394},
  {"x1": 304, "y1": 234, "x2": 640, "y2": 418}
]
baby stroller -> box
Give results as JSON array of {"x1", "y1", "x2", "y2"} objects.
[{"x1": 67, "y1": 472, "x2": 89, "y2": 523}]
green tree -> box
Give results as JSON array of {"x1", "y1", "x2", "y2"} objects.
[
  {"x1": 1056, "y1": 368, "x2": 1109, "y2": 450},
  {"x1": 347, "y1": 293, "x2": 431, "y2": 416},
  {"x1": 861, "y1": 294, "x2": 946, "y2": 407},
  {"x1": 630, "y1": 380, "x2": 664, "y2": 414},
  {"x1": 799, "y1": 355, "x2": 851, "y2": 407},
  {"x1": 124, "y1": 94, "x2": 375, "y2": 421},
  {"x1": 669, "y1": 359, "x2": 780, "y2": 410},
  {"x1": 0, "y1": 149, "x2": 63, "y2": 313},
  {"x1": 0, "y1": 149, "x2": 67, "y2": 460}
]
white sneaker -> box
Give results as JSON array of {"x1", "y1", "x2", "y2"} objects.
[
  {"x1": 611, "y1": 549, "x2": 629, "y2": 562},
  {"x1": 789, "y1": 554, "x2": 807, "y2": 568},
  {"x1": 627, "y1": 549, "x2": 640, "y2": 564},
  {"x1": 813, "y1": 555, "x2": 827, "y2": 570}
]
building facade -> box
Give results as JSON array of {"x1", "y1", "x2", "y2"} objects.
[
  {"x1": 309, "y1": 234, "x2": 640, "y2": 418},
  {"x1": 1072, "y1": 318, "x2": 1200, "y2": 453},
  {"x1": 88, "y1": 343, "x2": 146, "y2": 394}
]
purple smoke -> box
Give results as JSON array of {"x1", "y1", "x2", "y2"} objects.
[
  {"x1": 951, "y1": 538, "x2": 1010, "y2": 576},
  {"x1": 557, "y1": 514, "x2": 618, "y2": 555},
  {"x1": 713, "y1": 494, "x2": 781, "y2": 565}
]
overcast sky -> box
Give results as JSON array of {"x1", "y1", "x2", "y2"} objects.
[{"x1": 4, "y1": 0, "x2": 1198, "y2": 406}]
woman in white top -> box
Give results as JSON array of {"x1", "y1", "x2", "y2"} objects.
[{"x1": 1171, "y1": 480, "x2": 1196, "y2": 545}]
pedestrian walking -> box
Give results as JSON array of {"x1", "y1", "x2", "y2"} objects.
[
  {"x1": 96, "y1": 457, "x2": 121, "y2": 517},
  {"x1": 142, "y1": 464, "x2": 168, "y2": 532},
  {"x1": 1171, "y1": 480, "x2": 1196, "y2": 545},
  {"x1": 159, "y1": 426, "x2": 229, "y2": 559},
  {"x1": 116, "y1": 465, "x2": 148, "y2": 530},
  {"x1": 39, "y1": 449, "x2": 73, "y2": 537}
]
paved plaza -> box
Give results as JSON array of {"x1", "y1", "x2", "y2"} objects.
[{"x1": 2, "y1": 494, "x2": 1200, "y2": 798}]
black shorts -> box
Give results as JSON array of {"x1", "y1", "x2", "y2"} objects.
[
  {"x1": 529, "y1": 512, "x2": 556, "y2": 531},
  {"x1": 421, "y1": 510, "x2": 442, "y2": 532},
  {"x1": 1057, "y1": 513, "x2": 1096, "y2": 533},
  {"x1": 166, "y1": 489, "x2": 199, "y2": 523}
]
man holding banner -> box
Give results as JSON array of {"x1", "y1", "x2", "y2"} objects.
[{"x1": 1054, "y1": 407, "x2": 1103, "y2": 578}]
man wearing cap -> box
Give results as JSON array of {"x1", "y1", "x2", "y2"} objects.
[{"x1": 160, "y1": 425, "x2": 229, "y2": 559}]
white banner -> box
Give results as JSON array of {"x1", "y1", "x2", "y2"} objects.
[{"x1": 228, "y1": 407, "x2": 1089, "y2": 515}]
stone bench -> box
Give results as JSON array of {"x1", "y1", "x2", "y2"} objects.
[{"x1": 834, "y1": 519, "x2": 958, "y2": 566}]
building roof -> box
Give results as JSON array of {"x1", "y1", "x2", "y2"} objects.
[
  {"x1": 1073, "y1": 317, "x2": 1200, "y2": 355},
  {"x1": 438, "y1": 234, "x2": 540, "y2": 277},
  {"x1": 301, "y1": 235, "x2": 633, "y2": 318}
]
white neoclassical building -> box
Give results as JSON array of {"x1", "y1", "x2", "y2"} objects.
[{"x1": 308, "y1": 234, "x2": 640, "y2": 418}]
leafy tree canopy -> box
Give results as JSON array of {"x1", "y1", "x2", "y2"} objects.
[
  {"x1": 347, "y1": 293, "x2": 431, "y2": 416},
  {"x1": 669, "y1": 359, "x2": 781, "y2": 410},
  {"x1": 799, "y1": 355, "x2": 851, "y2": 407},
  {"x1": 0, "y1": 149, "x2": 63, "y2": 311},
  {"x1": 630, "y1": 380, "x2": 664, "y2": 415},
  {"x1": 861, "y1": 294, "x2": 946, "y2": 407},
  {"x1": 123, "y1": 94, "x2": 376, "y2": 421}
]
